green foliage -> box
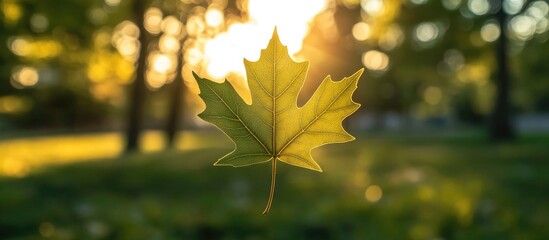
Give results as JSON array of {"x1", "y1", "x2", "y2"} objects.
[{"x1": 193, "y1": 30, "x2": 362, "y2": 213}]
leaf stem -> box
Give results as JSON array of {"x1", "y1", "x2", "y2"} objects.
[{"x1": 262, "y1": 158, "x2": 277, "y2": 214}]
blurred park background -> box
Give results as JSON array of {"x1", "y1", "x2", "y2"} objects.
[{"x1": 1, "y1": 0, "x2": 549, "y2": 239}]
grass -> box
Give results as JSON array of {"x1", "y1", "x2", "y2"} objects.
[{"x1": 0, "y1": 131, "x2": 548, "y2": 239}]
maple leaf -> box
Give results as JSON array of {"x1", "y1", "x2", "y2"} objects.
[{"x1": 193, "y1": 29, "x2": 363, "y2": 214}]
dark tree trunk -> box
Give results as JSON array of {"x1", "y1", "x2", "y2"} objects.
[
  {"x1": 165, "y1": 44, "x2": 185, "y2": 148},
  {"x1": 490, "y1": 5, "x2": 515, "y2": 141},
  {"x1": 125, "y1": 0, "x2": 149, "y2": 152}
]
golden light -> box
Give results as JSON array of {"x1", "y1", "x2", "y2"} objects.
[
  {"x1": 246, "y1": 0, "x2": 327, "y2": 55},
  {"x1": 145, "y1": 7, "x2": 163, "y2": 34},
  {"x1": 12, "y1": 66, "x2": 39, "y2": 87},
  {"x1": 116, "y1": 37, "x2": 139, "y2": 57},
  {"x1": 203, "y1": 32, "x2": 244, "y2": 80},
  {"x1": 159, "y1": 35, "x2": 180, "y2": 53},
  {"x1": 8, "y1": 37, "x2": 62, "y2": 59},
  {"x1": 118, "y1": 21, "x2": 139, "y2": 38},
  {"x1": 9, "y1": 37, "x2": 31, "y2": 56},
  {"x1": 205, "y1": 7, "x2": 224, "y2": 28},
  {"x1": 457, "y1": 62, "x2": 490, "y2": 85},
  {"x1": 93, "y1": 31, "x2": 112, "y2": 49},
  {"x1": 146, "y1": 49, "x2": 177, "y2": 89},
  {"x1": 151, "y1": 53, "x2": 173, "y2": 74},
  {"x1": 185, "y1": 48, "x2": 203, "y2": 66},
  {"x1": 146, "y1": 70, "x2": 168, "y2": 89},
  {"x1": 365, "y1": 185, "x2": 383, "y2": 202},
  {"x1": 361, "y1": 0, "x2": 384, "y2": 16},
  {"x1": 112, "y1": 21, "x2": 140, "y2": 60},
  {"x1": 186, "y1": 15, "x2": 206, "y2": 37},
  {"x1": 87, "y1": 51, "x2": 134, "y2": 85},
  {"x1": 187, "y1": 0, "x2": 330, "y2": 82},
  {"x1": 362, "y1": 50, "x2": 389, "y2": 71},
  {"x1": 0, "y1": 131, "x2": 225, "y2": 177},
  {"x1": 2, "y1": 0, "x2": 22, "y2": 25},
  {"x1": 161, "y1": 16, "x2": 184, "y2": 36},
  {"x1": 352, "y1": 22, "x2": 371, "y2": 41},
  {"x1": 0, "y1": 158, "x2": 28, "y2": 177}
]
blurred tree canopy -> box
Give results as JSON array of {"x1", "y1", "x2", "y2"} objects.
[{"x1": 1, "y1": 0, "x2": 548, "y2": 134}]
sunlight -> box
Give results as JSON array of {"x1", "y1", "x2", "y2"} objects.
[
  {"x1": 161, "y1": 16, "x2": 184, "y2": 36},
  {"x1": 151, "y1": 53, "x2": 173, "y2": 73},
  {"x1": 468, "y1": 0, "x2": 490, "y2": 16},
  {"x1": 112, "y1": 21, "x2": 140, "y2": 60},
  {"x1": 510, "y1": 15, "x2": 537, "y2": 40},
  {"x1": 2, "y1": 0, "x2": 22, "y2": 25},
  {"x1": 362, "y1": 50, "x2": 389, "y2": 71},
  {"x1": 144, "y1": 7, "x2": 163, "y2": 35},
  {"x1": 414, "y1": 22, "x2": 439, "y2": 43},
  {"x1": 11, "y1": 66, "x2": 39, "y2": 88},
  {"x1": 480, "y1": 22, "x2": 500, "y2": 42},
  {"x1": 352, "y1": 22, "x2": 371, "y2": 41},
  {"x1": 0, "y1": 131, "x2": 225, "y2": 177},
  {"x1": 503, "y1": 0, "x2": 525, "y2": 15},
  {"x1": 159, "y1": 35, "x2": 180, "y2": 53},
  {"x1": 365, "y1": 185, "x2": 383, "y2": 202},
  {"x1": 205, "y1": 7, "x2": 224, "y2": 28},
  {"x1": 186, "y1": 0, "x2": 330, "y2": 85},
  {"x1": 361, "y1": 0, "x2": 384, "y2": 16},
  {"x1": 8, "y1": 37, "x2": 62, "y2": 59}
]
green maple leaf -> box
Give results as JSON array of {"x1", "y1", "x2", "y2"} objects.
[{"x1": 193, "y1": 29, "x2": 363, "y2": 214}]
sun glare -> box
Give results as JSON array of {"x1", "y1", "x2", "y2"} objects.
[{"x1": 186, "y1": 0, "x2": 330, "y2": 85}]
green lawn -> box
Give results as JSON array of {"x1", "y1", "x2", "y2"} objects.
[{"x1": 1, "y1": 131, "x2": 548, "y2": 239}]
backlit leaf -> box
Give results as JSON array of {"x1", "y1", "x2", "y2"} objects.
[{"x1": 193, "y1": 29, "x2": 363, "y2": 213}]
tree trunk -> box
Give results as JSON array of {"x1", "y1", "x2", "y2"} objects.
[
  {"x1": 125, "y1": 0, "x2": 149, "y2": 152},
  {"x1": 490, "y1": 5, "x2": 515, "y2": 141},
  {"x1": 165, "y1": 44, "x2": 185, "y2": 148}
]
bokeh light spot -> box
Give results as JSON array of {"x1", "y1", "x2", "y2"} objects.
[
  {"x1": 414, "y1": 22, "x2": 439, "y2": 43},
  {"x1": 12, "y1": 67, "x2": 39, "y2": 88},
  {"x1": 145, "y1": 7, "x2": 163, "y2": 34},
  {"x1": 480, "y1": 22, "x2": 501, "y2": 42},
  {"x1": 365, "y1": 185, "x2": 383, "y2": 202},
  {"x1": 362, "y1": 50, "x2": 389, "y2": 71},
  {"x1": 468, "y1": 0, "x2": 490, "y2": 16},
  {"x1": 205, "y1": 8, "x2": 224, "y2": 28},
  {"x1": 352, "y1": 22, "x2": 371, "y2": 41},
  {"x1": 361, "y1": 0, "x2": 384, "y2": 16}
]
